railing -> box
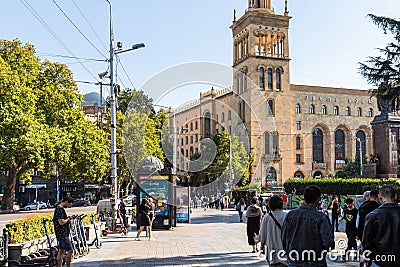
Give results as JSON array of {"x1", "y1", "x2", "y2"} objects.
[
  {"x1": 335, "y1": 163, "x2": 346, "y2": 169},
  {"x1": 313, "y1": 162, "x2": 327, "y2": 169}
]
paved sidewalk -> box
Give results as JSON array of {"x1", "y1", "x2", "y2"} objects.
[{"x1": 72, "y1": 208, "x2": 360, "y2": 267}]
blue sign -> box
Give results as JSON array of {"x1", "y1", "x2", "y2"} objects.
[{"x1": 176, "y1": 212, "x2": 189, "y2": 222}]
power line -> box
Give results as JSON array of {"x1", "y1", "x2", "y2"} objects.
[
  {"x1": 116, "y1": 56, "x2": 136, "y2": 89},
  {"x1": 37, "y1": 52, "x2": 107, "y2": 62},
  {"x1": 51, "y1": 0, "x2": 107, "y2": 59},
  {"x1": 71, "y1": 0, "x2": 108, "y2": 51},
  {"x1": 19, "y1": 0, "x2": 100, "y2": 82}
]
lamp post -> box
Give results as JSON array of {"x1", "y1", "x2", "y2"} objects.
[
  {"x1": 53, "y1": 163, "x2": 60, "y2": 202},
  {"x1": 356, "y1": 137, "x2": 364, "y2": 176},
  {"x1": 106, "y1": 0, "x2": 144, "y2": 212}
]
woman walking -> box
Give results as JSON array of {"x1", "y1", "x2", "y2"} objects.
[
  {"x1": 135, "y1": 198, "x2": 153, "y2": 241},
  {"x1": 237, "y1": 198, "x2": 246, "y2": 222},
  {"x1": 245, "y1": 197, "x2": 262, "y2": 253}
]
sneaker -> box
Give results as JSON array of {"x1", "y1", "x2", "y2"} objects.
[
  {"x1": 148, "y1": 237, "x2": 155, "y2": 241},
  {"x1": 134, "y1": 237, "x2": 141, "y2": 241}
]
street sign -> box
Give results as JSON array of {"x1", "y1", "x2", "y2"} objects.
[{"x1": 26, "y1": 184, "x2": 46, "y2": 189}]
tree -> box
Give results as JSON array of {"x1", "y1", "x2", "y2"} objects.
[
  {"x1": 359, "y1": 15, "x2": 400, "y2": 111},
  {"x1": 0, "y1": 39, "x2": 109, "y2": 210},
  {"x1": 188, "y1": 131, "x2": 253, "y2": 189}
]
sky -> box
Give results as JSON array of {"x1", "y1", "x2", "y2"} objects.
[{"x1": 2, "y1": 0, "x2": 400, "y2": 109}]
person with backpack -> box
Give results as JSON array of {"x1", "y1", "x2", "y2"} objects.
[
  {"x1": 245, "y1": 197, "x2": 262, "y2": 253},
  {"x1": 259, "y1": 195, "x2": 287, "y2": 266}
]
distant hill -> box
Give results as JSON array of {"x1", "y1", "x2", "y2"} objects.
[{"x1": 82, "y1": 92, "x2": 106, "y2": 107}]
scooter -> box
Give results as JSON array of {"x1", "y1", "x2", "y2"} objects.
[
  {"x1": 87, "y1": 214, "x2": 102, "y2": 248},
  {"x1": 8, "y1": 219, "x2": 59, "y2": 267},
  {"x1": 101, "y1": 210, "x2": 128, "y2": 236},
  {"x1": 76, "y1": 214, "x2": 90, "y2": 255}
]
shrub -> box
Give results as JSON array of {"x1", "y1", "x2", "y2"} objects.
[
  {"x1": 283, "y1": 178, "x2": 399, "y2": 195},
  {"x1": 6, "y1": 212, "x2": 97, "y2": 244}
]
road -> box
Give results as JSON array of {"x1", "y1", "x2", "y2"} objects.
[{"x1": 0, "y1": 206, "x2": 97, "y2": 230}]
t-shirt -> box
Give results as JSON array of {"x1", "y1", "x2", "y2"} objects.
[
  {"x1": 53, "y1": 205, "x2": 70, "y2": 238},
  {"x1": 344, "y1": 208, "x2": 358, "y2": 233}
]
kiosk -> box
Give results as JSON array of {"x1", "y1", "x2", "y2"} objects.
[{"x1": 135, "y1": 157, "x2": 176, "y2": 230}]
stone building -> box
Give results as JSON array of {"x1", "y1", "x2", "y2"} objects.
[{"x1": 169, "y1": 0, "x2": 379, "y2": 187}]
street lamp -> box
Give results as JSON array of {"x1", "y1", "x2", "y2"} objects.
[
  {"x1": 356, "y1": 137, "x2": 368, "y2": 176},
  {"x1": 105, "y1": 0, "x2": 145, "y2": 213}
]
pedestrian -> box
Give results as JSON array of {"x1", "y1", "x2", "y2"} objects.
[
  {"x1": 321, "y1": 195, "x2": 329, "y2": 216},
  {"x1": 259, "y1": 195, "x2": 287, "y2": 267},
  {"x1": 135, "y1": 198, "x2": 153, "y2": 241},
  {"x1": 342, "y1": 198, "x2": 358, "y2": 260},
  {"x1": 245, "y1": 197, "x2": 262, "y2": 253},
  {"x1": 236, "y1": 198, "x2": 246, "y2": 222},
  {"x1": 193, "y1": 196, "x2": 198, "y2": 209},
  {"x1": 220, "y1": 196, "x2": 224, "y2": 211},
  {"x1": 282, "y1": 185, "x2": 334, "y2": 267},
  {"x1": 36, "y1": 200, "x2": 40, "y2": 211},
  {"x1": 362, "y1": 186, "x2": 400, "y2": 267},
  {"x1": 357, "y1": 189, "x2": 380, "y2": 242},
  {"x1": 282, "y1": 193, "x2": 288, "y2": 209},
  {"x1": 118, "y1": 197, "x2": 128, "y2": 229},
  {"x1": 52, "y1": 195, "x2": 73, "y2": 267},
  {"x1": 330, "y1": 195, "x2": 341, "y2": 231}
]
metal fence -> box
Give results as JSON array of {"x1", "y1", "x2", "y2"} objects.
[{"x1": 0, "y1": 228, "x2": 9, "y2": 266}]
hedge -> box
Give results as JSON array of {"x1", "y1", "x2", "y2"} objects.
[
  {"x1": 283, "y1": 178, "x2": 399, "y2": 195},
  {"x1": 6, "y1": 212, "x2": 97, "y2": 244}
]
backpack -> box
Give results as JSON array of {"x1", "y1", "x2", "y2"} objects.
[{"x1": 236, "y1": 203, "x2": 241, "y2": 211}]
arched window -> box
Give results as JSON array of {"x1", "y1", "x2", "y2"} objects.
[
  {"x1": 346, "y1": 107, "x2": 351, "y2": 116},
  {"x1": 190, "y1": 122, "x2": 193, "y2": 131},
  {"x1": 335, "y1": 129, "x2": 346, "y2": 161},
  {"x1": 296, "y1": 136, "x2": 301, "y2": 150},
  {"x1": 266, "y1": 167, "x2": 277, "y2": 186},
  {"x1": 357, "y1": 107, "x2": 362, "y2": 117},
  {"x1": 322, "y1": 105, "x2": 327, "y2": 115},
  {"x1": 259, "y1": 67, "x2": 265, "y2": 89},
  {"x1": 334, "y1": 106, "x2": 339, "y2": 115},
  {"x1": 267, "y1": 99, "x2": 274, "y2": 116},
  {"x1": 295, "y1": 103, "x2": 301, "y2": 113},
  {"x1": 312, "y1": 128, "x2": 324, "y2": 163},
  {"x1": 272, "y1": 132, "x2": 278, "y2": 155},
  {"x1": 267, "y1": 68, "x2": 273, "y2": 89},
  {"x1": 276, "y1": 69, "x2": 281, "y2": 90},
  {"x1": 368, "y1": 108, "x2": 373, "y2": 117},
  {"x1": 356, "y1": 130, "x2": 367, "y2": 159},
  {"x1": 309, "y1": 104, "x2": 315, "y2": 114},
  {"x1": 204, "y1": 111, "x2": 211, "y2": 137},
  {"x1": 264, "y1": 132, "x2": 270, "y2": 154}
]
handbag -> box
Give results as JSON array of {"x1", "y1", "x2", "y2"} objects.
[{"x1": 236, "y1": 203, "x2": 241, "y2": 211}]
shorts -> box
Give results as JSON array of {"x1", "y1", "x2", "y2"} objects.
[{"x1": 57, "y1": 236, "x2": 73, "y2": 251}]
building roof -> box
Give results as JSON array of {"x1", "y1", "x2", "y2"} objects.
[{"x1": 290, "y1": 84, "x2": 371, "y2": 97}]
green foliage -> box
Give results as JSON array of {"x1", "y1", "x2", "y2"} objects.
[
  {"x1": 283, "y1": 178, "x2": 399, "y2": 195},
  {"x1": 189, "y1": 132, "x2": 252, "y2": 187},
  {"x1": 5, "y1": 212, "x2": 97, "y2": 244},
  {"x1": 359, "y1": 14, "x2": 400, "y2": 106},
  {"x1": 0, "y1": 39, "x2": 110, "y2": 210},
  {"x1": 6, "y1": 214, "x2": 54, "y2": 244}
]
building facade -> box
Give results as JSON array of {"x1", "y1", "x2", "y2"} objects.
[{"x1": 169, "y1": 1, "x2": 379, "y2": 187}]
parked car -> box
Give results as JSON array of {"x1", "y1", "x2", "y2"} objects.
[
  {"x1": 23, "y1": 202, "x2": 47, "y2": 211},
  {"x1": 72, "y1": 199, "x2": 91, "y2": 207}
]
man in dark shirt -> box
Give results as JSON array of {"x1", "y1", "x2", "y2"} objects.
[
  {"x1": 343, "y1": 198, "x2": 358, "y2": 259},
  {"x1": 282, "y1": 185, "x2": 334, "y2": 267},
  {"x1": 330, "y1": 195, "x2": 340, "y2": 231},
  {"x1": 53, "y1": 195, "x2": 73, "y2": 267},
  {"x1": 118, "y1": 198, "x2": 128, "y2": 228},
  {"x1": 357, "y1": 189, "x2": 380, "y2": 241}
]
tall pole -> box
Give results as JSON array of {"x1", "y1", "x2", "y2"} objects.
[
  {"x1": 107, "y1": 0, "x2": 118, "y2": 208},
  {"x1": 172, "y1": 112, "x2": 177, "y2": 175},
  {"x1": 229, "y1": 135, "x2": 233, "y2": 190},
  {"x1": 99, "y1": 82, "x2": 103, "y2": 129},
  {"x1": 357, "y1": 138, "x2": 363, "y2": 176}
]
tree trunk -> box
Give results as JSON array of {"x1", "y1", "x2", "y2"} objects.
[
  {"x1": 125, "y1": 181, "x2": 131, "y2": 195},
  {"x1": 2, "y1": 165, "x2": 17, "y2": 211}
]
